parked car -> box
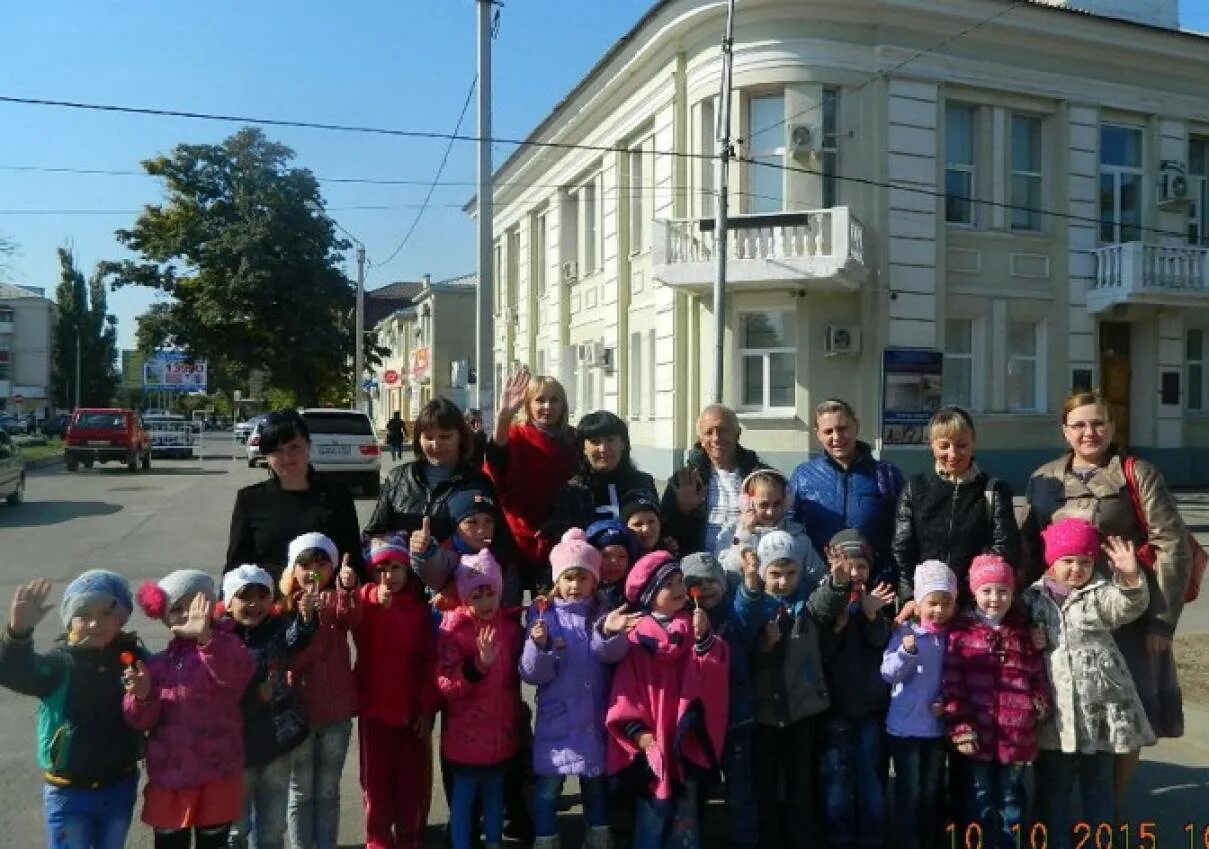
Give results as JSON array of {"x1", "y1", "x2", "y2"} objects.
[
  {"x1": 40, "y1": 414, "x2": 71, "y2": 438},
  {"x1": 64, "y1": 408, "x2": 152, "y2": 472},
  {"x1": 299, "y1": 408, "x2": 381, "y2": 497},
  {"x1": 246, "y1": 419, "x2": 266, "y2": 467},
  {"x1": 0, "y1": 413, "x2": 19, "y2": 435},
  {"x1": 0, "y1": 430, "x2": 25, "y2": 506},
  {"x1": 234, "y1": 414, "x2": 267, "y2": 444}
]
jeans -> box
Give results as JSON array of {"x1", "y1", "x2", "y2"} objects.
[
  {"x1": 229, "y1": 746, "x2": 304, "y2": 849},
  {"x1": 967, "y1": 761, "x2": 1027, "y2": 849},
  {"x1": 754, "y1": 717, "x2": 818, "y2": 849},
  {"x1": 43, "y1": 771, "x2": 138, "y2": 849},
  {"x1": 820, "y1": 717, "x2": 887, "y2": 849},
  {"x1": 533, "y1": 775, "x2": 607, "y2": 838},
  {"x1": 1033, "y1": 751, "x2": 1114, "y2": 849},
  {"x1": 633, "y1": 779, "x2": 699, "y2": 849},
  {"x1": 449, "y1": 762, "x2": 506, "y2": 849},
  {"x1": 723, "y1": 724, "x2": 758, "y2": 849},
  {"x1": 888, "y1": 736, "x2": 946, "y2": 849},
  {"x1": 288, "y1": 719, "x2": 353, "y2": 849}
]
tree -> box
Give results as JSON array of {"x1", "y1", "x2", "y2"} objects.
[
  {"x1": 51, "y1": 248, "x2": 120, "y2": 408},
  {"x1": 99, "y1": 128, "x2": 355, "y2": 406}
]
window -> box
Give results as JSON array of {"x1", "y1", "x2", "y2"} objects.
[
  {"x1": 822, "y1": 88, "x2": 840, "y2": 208},
  {"x1": 629, "y1": 331, "x2": 643, "y2": 418},
  {"x1": 560, "y1": 190, "x2": 579, "y2": 277},
  {"x1": 0, "y1": 339, "x2": 9, "y2": 382},
  {"x1": 748, "y1": 93, "x2": 785, "y2": 214},
  {"x1": 945, "y1": 104, "x2": 977, "y2": 224},
  {"x1": 943, "y1": 319, "x2": 974, "y2": 409},
  {"x1": 1007, "y1": 321, "x2": 1043, "y2": 412},
  {"x1": 1188, "y1": 329, "x2": 1204, "y2": 412},
  {"x1": 696, "y1": 98, "x2": 716, "y2": 218},
  {"x1": 1099, "y1": 124, "x2": 1144, "y2": 243},
  {"x1": 1190, "y1": 138, "x2": 1207, "y2": 247},
  {"x1": 738, "y1": 311, "x2": 795, "y2": 412},
  {"x1": 578, "y1": 175, "x2": 602, "y2": 274},
  {"x1": 537, "y1": 348, "x2": 547, "y2": 377},
  {"x1": 506, "y1": 227, "x2": 520, "y2": 314},
  {"x1": 0, "y1": 307, "x2": 13, "y2": 323},
  {"x1": 628, "y1": 138, "x2": 654, "y2": 254},
  {"x1": 532, "y1": 212, "x2": 548, "y2": 296},
  {"x1": 646, "y1": 329, "x2": 657, "y2": 419},
  {"x1": 493, "y1": 241, "x2": 502, "y2": 314},
  {"x1": 1011, "y1": 115, "x2": 1043, "y2": 231}
]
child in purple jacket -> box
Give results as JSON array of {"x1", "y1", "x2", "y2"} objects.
[{"x1": 520, "y1": 528, "x2": 634, "y2": 849}]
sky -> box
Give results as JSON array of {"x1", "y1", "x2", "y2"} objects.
[{"x1": 1, "y1": 0, "x2": 1208, "y2": 351}]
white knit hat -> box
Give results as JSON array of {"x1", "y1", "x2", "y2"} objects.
[
  {"x1": 757, "y1": 530, "x2": 800, "y2": 578},
  {"x1": 288, "y1": 532, "x2": 338, "y2": 567}
]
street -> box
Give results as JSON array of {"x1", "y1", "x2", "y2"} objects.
[{"x1": 0, "y1": 434, "x2": 1207, "y2": 847}]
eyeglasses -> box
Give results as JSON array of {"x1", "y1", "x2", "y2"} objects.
[{"x1": 1064, "y1": 420, "x2": 1109, "y2": 432}]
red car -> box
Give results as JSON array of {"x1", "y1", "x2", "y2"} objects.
[{"x1": 65, "y1": 408, "x2": 152, "y2": 472}]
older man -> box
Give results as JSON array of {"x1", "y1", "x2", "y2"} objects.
[{"x1": 661, "y1": 404, "x2": 770, "y2": 555}]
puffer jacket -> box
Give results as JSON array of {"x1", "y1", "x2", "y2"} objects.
[
  {"x1": 233, "y1": 613, "x2": 314, "y2": 768},
  {"x1": 437, "y1": 606, "x2": 523, "y2": 766},
  {"x1": 820, "y1": 603, "x2": 892, "y2": 720},
  {"x1": 661, "y1": 444, "x2": 769, "y2": 555},
  {"x1": 287, "y1": 584, "x2": 361, "y2": 727},
  {"x1": 363, "y1": 459, "x2": 501, "y2": 543},
  {"x1": 941, "y1": 609, "x2": 1050, "y2": 764},
  {"x1": 355, "y1": 582, "x2": 441, "y2": 727},
  {"x1": 789, "y1": 443, "x2": 903, "y2": 583},
  {"x1": 1023, "y1": 576, "x2": 1154, "y2": 754},
  {"x1": 881, "y1": 624, "x2": 947, "y2": 739},
  {"x1": 892, "y1": 468, "x2": 1020, "y2": 605},
  {"x1": 708, "y1": 593, "x2": 757, "y2": 729},
  {"x1": 123, "y1": 622, "x2": 257, "y2": 789},
  {"x1": 519, "y1": 597, "x2": 629, "y2": 777}
]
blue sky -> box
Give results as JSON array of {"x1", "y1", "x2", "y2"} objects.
[{"x1": 1, "y1": 0, "x2": 1207, "y2": 350}]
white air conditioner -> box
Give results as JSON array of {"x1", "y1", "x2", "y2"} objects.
[
  {"x1": 562, "y1": 261, "x2": 579, "y2": 283},
  {"x1": 824, "y1": 325, "x2": 861, "y2": 357},
  {"x1": 595, "y1": 342, "x2": 615, "y2": 372},
  {"x1": 788, "y1": 123, "x2": 817, "y2": 157},
  {"x1": 1159, "y1": 160, "x2": 1191, "y2": 208}
]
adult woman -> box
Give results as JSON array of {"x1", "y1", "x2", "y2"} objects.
[
  {"x1": 543, "y1": 411, "x2": 658, "y2": 548},
  {"x1": 891, "y1": 406, "x2": 1020, "y2": 609},
  {"x1": 225, "y1": 409, "x2": 367, "y2": 583},
  {"x1": 485, "y1": 368, "x2": 579, "y2": 589},
  {"x1": 789, "y1": 399, "x2": 903, "y2": 583},
  {"x1": 1021, "y1": 391, "x2": 1190, "y2": 801}
]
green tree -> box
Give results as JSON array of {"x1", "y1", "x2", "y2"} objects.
[
  {"x1": 100, "y1": 127, "x2": 355, "y2": 406},
  {"x1": 51, "y1": 247, "x2": 120, "y2": 408}
]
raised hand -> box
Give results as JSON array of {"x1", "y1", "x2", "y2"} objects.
[
  {"x1": 500, "y1": 367, "x2": 531, "y2": 417},
  {"x1": 410, "y1": 517, "x2": 433, "y2": 556},
  {"x1": 692, "y1": 607, "x2": 709, "y2": 641},
  {"x1": 9, "y1": 578, "x2": 54, "y2": 634},
  {"x1": 673, "y1": 467, "x2": 705, "y2": 514},
  {"x1": 477, "y1": 624, "x2": 498, "y2": 667},
  {"x1": 377, "y1": 571, "x2": 393, "y2": 609},
  {"x1": 826, "y1": 545, "x2": 852, "y2": 586},
  {"x1": 122, "y1": 659, "x2": 152, "y2": 701},
  {"x1": 895, "y1": 600, "x2": 919, "y2": 626},
  {"x1": 900, "y1": 631, "x2": 918, "y2": 654},
  {"x1": 602, "y1": 607, "x2": 640, "y2": 636},
  {"x1": 299, "y1": 590, "x2": 319, "y2": 623},
  {"x1": 740, "y1": 548, "x2": 762, "y2": 592},
  {"x1": 338, "y1": 554, "x2": 358, "y2": 590},
  {"x1": 1103, "y1": 536, "x2": 1141, "y2": 586},
  {"x1": 530, "y1": 618, "x2": 549, "y2": 649},
  {"x1": 170, "y1": 594, "x2": 213, "y2": 644},
  {"x1": 861, "y1": 582, "x2": 896, "y2": 619}
]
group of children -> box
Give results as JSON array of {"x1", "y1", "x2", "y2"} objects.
[{"x1": 1, "y1": 465, "x2": 1156, "y2": 849}]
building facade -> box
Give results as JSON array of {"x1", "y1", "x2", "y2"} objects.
[
  {"x1": 0, "y1": 282, "x2": 53, "y2": 416},
  {"x1": 476, "y1": 0, "x2": 1209, "y2": 487}
]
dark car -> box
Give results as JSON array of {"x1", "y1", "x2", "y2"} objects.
[{"x1": 40, "y1": 414, "x2": 71, "y2": 438}]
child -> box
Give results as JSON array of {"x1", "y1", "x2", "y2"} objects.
[
  {"x1": 1024, "y1": 519, "x2": 1154, "y2": 849},
  {"x1": 716, "y1": 470, "x2": 824, "y2": 591},
  {"x1": 622, "y1": 493, "x2": 670, "y2": 557},
  {"x1": 0, "y1": 571, "x2": 145, "y2": 849},
  {"x1": 224, "y1": 564, "x2": 317, "y2": 849},
  {"x1": 437, "y1": 550, "x2": 524, "y2": 849},
  {"x1": 943, "y1": 555, "x2": 1050, "y2": 849},
  {"x1": 680, "y1": 552, "x2": 757, "y2": 849},
  {"x1": 355, "y1": 536, "x2": 441, "y2": 849},
  {"x1": 819, "y1": 530, "x2": 896, "y2": 849},
  {"x1": 126, "y1": 570, "x2": 257, "y2": 849},
  {"x1": 281, "y1": 532, "x2": 362, "y2": 849},
  {"x1": 881, "y1": 560, "x2": 958, "y2": 849},
  {"x1": 734, "y1": 530, "x2": 849, "y2": 849},
  {"x1": 606, "y1": 551, "x2": 730, "y2": 849},
  {"x1": 586, "y1": 518, "x2": 641, "y2": 610},
  {"x1": 412, "y1": 488, "x2": 522, "y2": 607},
  {"x1": 521, "y1": 528, "x2": 633, "y2": 849}
]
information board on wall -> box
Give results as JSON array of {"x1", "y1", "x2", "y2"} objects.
[{"x1": 881, "y1": 348, "x2": 943, "y2": 445}]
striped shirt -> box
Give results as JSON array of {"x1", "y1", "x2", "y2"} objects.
[{"x1": 703, "y1": 468, "x2": 743, "y2": 554}]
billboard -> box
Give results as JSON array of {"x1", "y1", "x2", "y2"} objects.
[
  {"x1": 143, "y1": 352, "x2": 208, "y2": 391},
  {"x1": 881, "y1": 348, "x2": 943, "y2": 445}
]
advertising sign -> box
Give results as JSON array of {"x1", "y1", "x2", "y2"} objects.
[
  {"x1": 881, "y1": 348, "x2": 943, "y2": 445},
  {"x1": 143, "y1": 352, "x2": 208, "y2": 391},
  {"x1": 383, "y1": 369, "x2": 400, "y2": 385},
  {"x1": 410, "y1": 347, "x2": 431, "y2": 382}
]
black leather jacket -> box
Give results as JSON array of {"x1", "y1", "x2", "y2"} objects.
[{"x1": 363, "y1": 459, "x2": 500, "y2": 543}]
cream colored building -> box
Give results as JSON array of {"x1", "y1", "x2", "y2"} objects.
[
  {"x1": 474, "y1": 0, "x2": 1209, "y2": 486},
  {"x1": 0, "y1": 282, "x2": 53, "y2": 415}
]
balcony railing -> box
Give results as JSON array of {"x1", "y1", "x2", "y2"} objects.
[
  {"x1": 651, "y1": 207, "x2": 869, "y2": 290},
  {"x1": 1089, "y1": 242, "x2": 1209, "y2": 313}
]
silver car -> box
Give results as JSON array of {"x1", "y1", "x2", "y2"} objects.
[
  {"x1": 246, "y1": 419, "x2": 267, "y2": 467},
  {"x1": 299, "y1": 408, "x2": 382, "y2": 497},
  {"x1": 0, "y1": 430, "x2": 25, "y2": 506}
]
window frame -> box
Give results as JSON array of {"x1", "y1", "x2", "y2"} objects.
[
  {"x1": 822, "y1": 87, "x2": 840, "y2": 209},
  {"x1": 506, "y1": 226, "x2": 520, "y2": 315},
  {"x1": 578, "y1": 173, "x2": 603, "y2": 275},
  {"x1": 532, "y1": 210, "x2": 548, "y2": 297},
  {"x1": 942, "y1": 317, "x2": 981, "y2": 412},
  {"x1": 1189, "y1": 137, "x2": 1208, "y2": 248},
  {"x1": 1006, "y1": 319, "x2": 1046, "y2": 413},
  {"x1": 0, "y1": 337, "x2": 9, "y2": 382},
  {"x1": 628, "y1": 137, "x2": 655, "y2": 255},
  {"x1": 747, "y1": 91, "x2": 786, "y2": 215},
  {"x1": 736, "y1": 309, "x2": 797, "y2": 414},
  {"x1": 629, "y1": 330, "x2": 643, "y2": 419},
  {"x1": 1188, "y1": 328, "x2": 1205, "y2": 413},
  {"x1": 945, "y1": 102, "x2": 978, "y2": 226},
  {"x1": 1098, "y1": 123, "x2": 1145, "y2": 244},
  {"x1": 1009, "y1": 113, "x2": 1044, "y2": 233}
]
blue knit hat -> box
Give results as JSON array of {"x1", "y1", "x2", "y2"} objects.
[
  {"x1": 60, "y1": 570, "x2": 133, "y2": 627},
  {"x1": 447, "y1": 489, "x2": 497, "y2": 526},
  {"x1": 585, "y1": 518, "x2": 640, "y2": 564}
]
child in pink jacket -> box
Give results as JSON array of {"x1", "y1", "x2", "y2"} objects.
[{"x1": 124, "y1": 569, "x2": 256, "y2": 849}]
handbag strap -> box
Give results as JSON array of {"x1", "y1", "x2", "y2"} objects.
[{"x1": 1121, "y1": 456, "x2": 1149, "y2": 535}]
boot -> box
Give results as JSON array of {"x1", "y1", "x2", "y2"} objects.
[
  {"x1": 534, "y1": 836, "x2": 561, "y2": 849},
  {"x1": 585, "y1": 826, "x2": 612, "y2": 849}
]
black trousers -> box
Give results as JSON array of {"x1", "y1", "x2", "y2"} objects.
[{"x1": 754, "y1": 717, "x2": 818, "y2": 849}]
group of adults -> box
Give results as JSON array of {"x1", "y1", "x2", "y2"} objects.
[{"x1": 224, "y1": 373, "x2": 1192, "y2": 804}]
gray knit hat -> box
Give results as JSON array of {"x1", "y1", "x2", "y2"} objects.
[
  {"x1": 60, "y1": 570, "x2": 133, "y2": 627},
  {"x1": 136, "y1": 569, "x2": 217, "y2": 622},
  {"x1": 680, "y1": 552, "x2": 726, "y2": 589}
]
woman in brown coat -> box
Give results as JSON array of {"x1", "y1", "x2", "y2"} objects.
[{"x1": 1020, "y1": 391, "x2": 1190, "y2": 804}]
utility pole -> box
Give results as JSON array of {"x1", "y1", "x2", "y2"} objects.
[
  {"x1": 355, "y1": 243, "x2": 366, "y2": 411},
  {"x1": 712, "y1": 0, "x2": 736, "y2": 404},
  {"x1": 475, "y1": 0, "x2": 496, "y2": 414},
  {"x1": 74, "y1": 322, "x2": 81, "y2": 409}
]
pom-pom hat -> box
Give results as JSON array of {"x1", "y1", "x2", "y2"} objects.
[
  {"x1": 288, "y1": 532, "x2": 338, "y2": 568},
  {"x1": 367, "y1": 534, "x2": 411, "y2": 570},
  {"x1": 137, "y1": 569, "x2": 216, "y2": 622},
  {"x1": 913, "y1": 560, "x2": 958, "y2": 601},
  {"x1": 60, "y1": 569, "x2": 133, "y2": 627},
  {"x1": 625, "y1": 550, "x2": 681, "y2": 608},
  {"x1": 456, "y1": 549, "x2": 503, "y2": 603},
  {"x1": 549, "y1": 528, "x2": 602, "y2": 585},
  {"x1": 1041, "y1": 518, "x2": 1101, "y2": 566},
  {"x1": 968, "y1": 554, "x2": 1015, "y2": 593}
]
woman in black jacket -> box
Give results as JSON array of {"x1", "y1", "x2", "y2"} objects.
[
  {"x1": 891, "y1": 406, "x2": 1020, "y2": 609},
  {"x1": 225, "y1": 410, "x2": 367, "y2": 584}
]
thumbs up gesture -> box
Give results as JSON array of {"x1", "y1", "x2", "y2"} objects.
[
  {"x1": 338, "y1": 553, "x2": 358, "y2": 591},
  {"x1": 378, "y1": 570, "x2": 393, "y2": 609},
  {"x1": 410, "y1": 517, "x2": 433, "y2": 556}
]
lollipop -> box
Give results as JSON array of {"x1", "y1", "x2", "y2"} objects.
[
  {"x1": 308, "y1": 570, "x2": 320, "y2": 586},
  {"x1": 119, "y1": 650, "x2": 136, "y2": 668},
  {"x1": 689, "y1": 586, "x2": 702, "y2": 607},
  {"x1": 535, "y1": 596, "x2": 549, "y2": 618}
]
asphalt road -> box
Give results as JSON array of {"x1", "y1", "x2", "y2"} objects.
[{"x1": 0, "y1": 435, "x2": 1206, "y2": 847}]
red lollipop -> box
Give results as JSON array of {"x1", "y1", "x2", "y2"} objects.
[
  {"x1": 689, "y1": 586, "x2": 702, "y2": 606},
  {"x1": 535, "y1": 596, "x2": 549, "y2": 617},
  {"x1": 119, "y1": 651, "x2": 136, "y2": 668}
]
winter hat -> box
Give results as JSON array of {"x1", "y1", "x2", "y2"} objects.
[
  {"x1": 681, "y1": 552, "x2": 726, "y2": 589},
  {"x1": 757, "y1": 530, "x2": 800, "y2": 579},
  {"x1": 625, "y1": 550, "x2": 681, "y2": 608},
  {"x1": 829, "y1": 528, "x2": 873, "y2": 562},
  {"x1": 740, "y1": 468, "x2": 789, "y2": 494},
  {"x1": 968, "y1": 554, "x2": 1015, "y2": 593},
  {"x1": 137, "y1": 569, "x2": 217, "y2": 622},
  {"x1": 455, "y1": 549, "x2": 503, "y2": 602},
  {"x1": 367, "y1": 534, "x2": 411, "y2": 570},
  {"x1": 60, "y1": 570, "x2": 133, "y2": 627},
  {"x1": 913, "y1": 560, "x2": 958, "y2": 601},
  {"x1": 1041, "y1": 517, "x2": 1101, "y2": 566},
  {"x1": 288, "y1": 532, "x2": 338, "y2": 568},
  {"x1": 549, "y1": 528, "x2": 603, "y2": 586},
  {"x1": 447, "y1": 489, "x2": 497, "y2": 526},
  {"x1": 585, "y1": 518, "x2": 640, "y2": 564},
  {"x1": 222, "y1": 565, "x2": 274, "y2": 600},
  {"x1": 620, "y1": 491, "x2": 661, "y2": 524}
]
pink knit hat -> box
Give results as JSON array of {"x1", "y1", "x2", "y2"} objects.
[
  {"x1": 456, "y1": 549, "x2": 503, "y2": 602},
  {"x1": 549, "y1": 528, "x2": 602, "y2": 586},
  {"x1": 1041, "y1": 517, "x2": 1101, "y2": 565},
  {"x1": 968, "y1": 554, "x2": 1015, "y2": 593},
  {"x1": 625, "y1": 550, "x2": 680, "y2": 608}
]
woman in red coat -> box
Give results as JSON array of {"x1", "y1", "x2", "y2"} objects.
[{"x1": 485, "y1": 367, "x2": 579, "y2": 591}]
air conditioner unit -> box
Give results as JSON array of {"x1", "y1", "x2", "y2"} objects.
[
  {"x1": 595, "y1": 342, "x2": 615, "y2": 372},
  {"x1": 577, "y1": 343, "x2": 594, "y2": 364},
  {"x1": 562, "y1": 261, "x2": 579, "y2": 283},
  {"x1": 824, "y1": 325, "x2": 861, "y2": 357},
  {"x1": 1158, "y1": 160, "x2": 1191, "y2": 208},
  {"x1": 450, "y1": 359, "x2": 469, "y2": 388},
  {"x1": 788, "y1": 123, "x2": 817, "y2": 157}
]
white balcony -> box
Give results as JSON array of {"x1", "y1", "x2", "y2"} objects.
[
  {"x1": 651, "y1": 207, "x2": 870, "y2": 292},
  {"x1": 1088, "y1": 242, "x2": 1209, "y2": 314}
]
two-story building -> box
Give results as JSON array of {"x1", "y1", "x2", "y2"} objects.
[{"x1": 0, "y1": 282, "x2": 53, "y2": 416}]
